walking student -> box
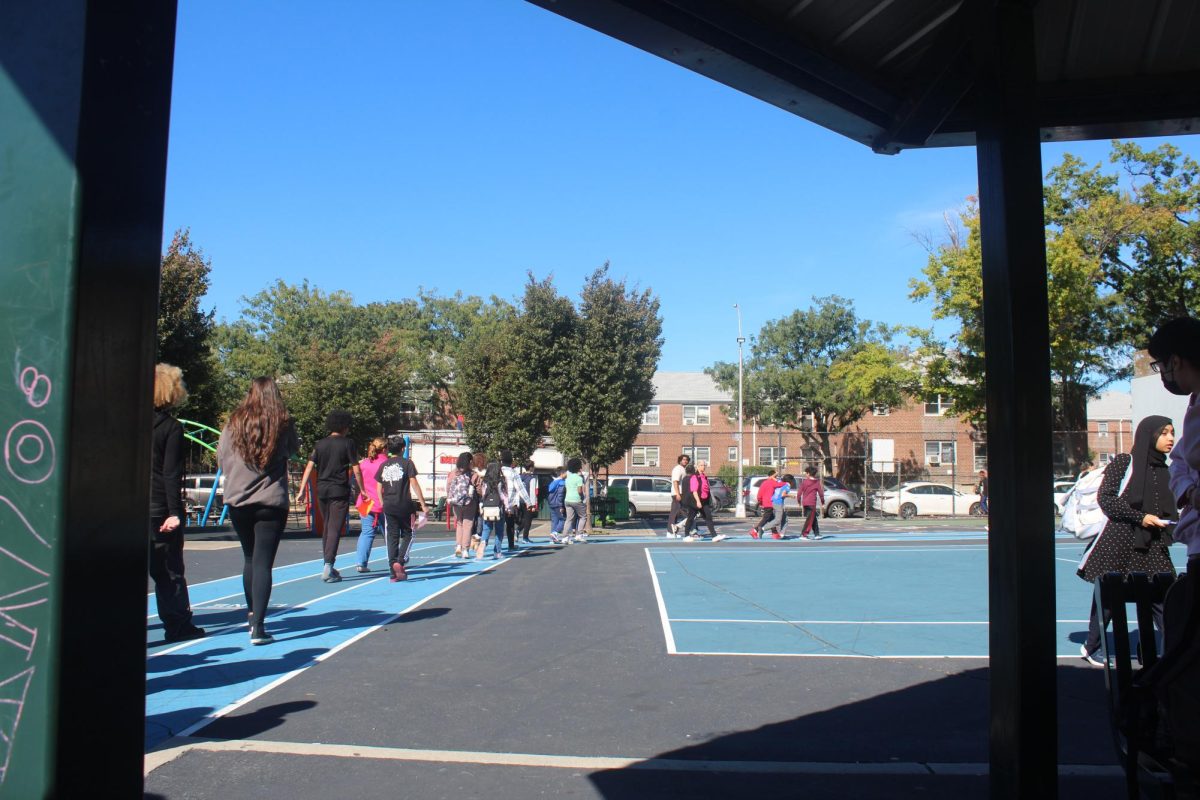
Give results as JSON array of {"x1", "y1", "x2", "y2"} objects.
[
  {"x1": 667, "y1": 453, "x2": 691, "y2": 537},
  {"x1": 563, "y1": 457, "x2": 587, "y2": 543},
  {"x1": 798, "y1": 467, "x2": 825, "y2": 539},
  {"x1": 750, "y1": 469, "x2": 780, "y2": 539},
  {"x1": 447, "y1": 451, "x2": 480, "y2": 558},
  {"x1": 219, "y1": 377, "x2": 299, "y2": 645},
  {"x1": 377, "y1": 436, "x2": 428, "y2": 581},
  {"x1": 476, "y1": 460, "x2": 508, "y2": 559},
  {"x1": 149, "y1": 363, "x2": 204, "y2": 644},
  {"x1": 682, "y1": 461, "x2": 726, "y2": 542},
  {"x1": 500, "y1": 449, "x2": 532, "y2": 551},
  {"x1": 546, "y1": 466, "x2": 567, "y2": 543},
  {"x1": 517, "y1": 460, "x2": 538, "y2": 544},
  {"x1": 354, "y1": 437, "x2": 388, "y2": 572},
  {"x1": 297, "y1": 410, "x2": 365, "y2": 583},
  {"x1": 768, "y1": 474, "x2": 792, "y2": 539}
]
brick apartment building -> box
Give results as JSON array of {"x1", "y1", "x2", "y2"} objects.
[
  {"x1": 1084, "y1": 390, "x2": 1133, "y2": 469},
  {"x1": 605, "y1": 372, "x2": 984, "y2": 493},
  {"x1": 604, "y1": 372, "x2": 1135, "y2": 492}
]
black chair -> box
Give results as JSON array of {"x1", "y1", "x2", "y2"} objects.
[{"x1": 1096, "y1": 572, "x2": 1199, "y2": 799}]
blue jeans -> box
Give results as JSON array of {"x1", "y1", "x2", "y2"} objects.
[
  {"x1": 550, "y1": 506, "x2": 565, "y2": 534},
  {"x1": 480, "y1": 513, "x2": 506, "y2": 557},
  {"x1": 355, "y1": 511, "x2": 381, "y2": 566}
]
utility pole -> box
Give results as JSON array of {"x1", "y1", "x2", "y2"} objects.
[{"x1": 735, "y1": 304, "x2": 746, "y2": 518}]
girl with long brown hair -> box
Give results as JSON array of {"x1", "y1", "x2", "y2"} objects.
[{"x1": 218, "y1": 377, "x2": 299, "y2": 645}]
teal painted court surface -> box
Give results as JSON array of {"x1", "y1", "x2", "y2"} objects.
[{"x1": 646, "y1": 534, "x2": 1190, "y2": 658}]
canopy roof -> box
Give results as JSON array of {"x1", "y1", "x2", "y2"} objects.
[{"x1": 527, "y1": 0, "x2": 1200, "y2": 153}]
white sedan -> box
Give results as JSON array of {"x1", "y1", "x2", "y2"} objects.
[{"x1": 874, "y1": 482, "x2": 985, "y2": 518}]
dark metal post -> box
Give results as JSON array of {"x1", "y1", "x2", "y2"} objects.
[
  {"x1": 0, "y1": 2, "x2": 178, "y2": 796},
  {"x1": 974, "y1": 1, "x2": 1058, "y2": 796}
]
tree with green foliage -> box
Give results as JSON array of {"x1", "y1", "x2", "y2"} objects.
[
  {"x1": 157, "y1": 229, "x2": 219, "y2": 426},
  {"x1": 708, "y1": 296, "x2": 918, "y2": 472},
  {"x1": 550, "y1": 265, "x2": 663, "y2": 496},
  {"x1": 910, "y1": 140, "x2": 1192, "y2": 467},
  {"x1": 213, "y1": 280, "x2": 507, "y2": 450}
]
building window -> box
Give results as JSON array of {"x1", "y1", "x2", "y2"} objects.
[
  {"x1": 641, "y1": 405, "x2": 660, "y2": 426},
  {"x1": 682, "y1": 405, "x2": 711, "y2": 426},
  {"x1": 973, "y1": 442, "x2": 987, "y2": 472},
  {"x1": 872, "y1": 405, "x2": 890, "y2": 416},
  {"x1": 1097, "y1": 421, "x2": 1109, "y2": 438},
  {"x1": 924, "y1": 394, "x2": 952, "y2": 416},
  {"x1": 758, "y1": 446, "x2": 786, "y2": 466},
  {"x1": 682, "y1": 446, "x2": 710, "y2": 464},
  {"x1": 727, "y1": 446, "x2": 738, "y2": 462},
  {"x1": 631, "y1": 446, "x2": 660, "y2": 467},
  {"x1": 925, "y1": 440, "x2": 956, "y2": 466},
  {"x1": 1099, "y1": 452, "x2": 1114, "y2": 466}
]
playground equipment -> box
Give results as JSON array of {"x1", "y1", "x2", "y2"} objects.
[{"x1": 178, "y1": 418, "x2": 227, "y2": 526}]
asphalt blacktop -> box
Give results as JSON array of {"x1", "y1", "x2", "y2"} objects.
[{"x1": 143, "y1": 514, "x2": 1133, "y2": 799}]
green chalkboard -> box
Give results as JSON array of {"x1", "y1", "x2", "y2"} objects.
[{"x1": 0, "y1": 54, "x2": 80, "y2": 799}]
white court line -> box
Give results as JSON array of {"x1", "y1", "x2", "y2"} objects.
[
  {"x1": 147, "y1": 547, "x2": 460, "y2": 658},
  {"x1": 668, "y1": 618, "x2": 1090, "y2": 625},
  {"x1": 648, "y1": 546, "x2": 992, "y2": 554},
  {"x1": 147, "y1": 542, "x2": 451, "y2": 618},
  {"x1": 145, "y1": 736, "x2": 1125, "y2": 778},
  {"x1": 644, "y1": 549, "x2": 678, "y2": 655},
  {"x1": 164, "y1": 555, "x2": 512, "y2": 744}
]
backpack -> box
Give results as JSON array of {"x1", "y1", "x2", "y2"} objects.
[
  {"x1": 547, "y1": 479, "x2": 566, "y2": 510},
  {"x1": 448, "y1": 470, "x2": 474, "y2": 506},
  {"x1": 481, "y1": 476, "x2": 506, "y2": 521},
  {"x1": 1059, "y1": 461, "x2": 1132, "y2": 540}
]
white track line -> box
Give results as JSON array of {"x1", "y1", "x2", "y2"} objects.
[
  {"x1": 162, "y1": 555, "x2": 511, "y2": 744},
  {"x1": 144, "y1": 737, "x2": 1124, "y2": 778},
  {"x1": 667, "y1": 618, "x2": 1088, "y2": 625},
  {"x1": 147, "y1": 540, "x2": 455, "y2": 596},
  {"x1": 147, "y1": 547, "x2": 457, "y2": 658},
  {"x1": 147, "y1": 543, "x2": 451, "y2": 618}
]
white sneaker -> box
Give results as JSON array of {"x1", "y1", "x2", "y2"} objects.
[
  {"x1": 1080, "y1": 644, "x2": 1105, "y2": 667},
  {"x1": 682, "y1": 535, "x2": 697, "y2": 542},
  {"x1": 712, "y1": 534, "x2": 728, "y2": 542}
]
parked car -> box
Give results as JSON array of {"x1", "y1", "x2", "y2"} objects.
[
  {"x1": 706, "y1": 476, "x2": 734, "y2": 510},
  {"x1": 182, "y1": 473, "x2": 224, "y2": 514},
  {"x1": 605, "y1": 475, "x2": 674, "y2": 515},
  {"x1": 873, "y1": 481, "x2": 983, "y2": 518},
  {"x1": 1053, "y1": 479, "x2": 1076, "y2": 516},
  {"x1": 606, "y1": 473, "x2": 732, "y2": 514},
  {"x1": 741, "y1": 474, "x2": 862, "y2": 518}
]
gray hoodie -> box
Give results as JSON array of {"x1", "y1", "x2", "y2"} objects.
[{"x1": 218, "y1": 425, "x2": 299, "y2": 509}]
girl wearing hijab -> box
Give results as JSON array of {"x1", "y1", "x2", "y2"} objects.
[{"x1": 1077, "y1": 415, "x2": 1177, "y2": 665}]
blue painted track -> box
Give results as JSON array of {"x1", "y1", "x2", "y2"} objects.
[
  {"x1": 145, "y1": 540, "x2": 509, "y2": 748},
  {"x1": 647, "y1": 534, "x2": 1190, "y2": 658}
]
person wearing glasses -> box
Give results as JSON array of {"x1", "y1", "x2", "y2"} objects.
[{"x1": 1150, "y1": 318, "x2": 1200, "y2": 574}]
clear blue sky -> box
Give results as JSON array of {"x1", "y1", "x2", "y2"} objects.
[{"x1": 163, "y1": 0, "x2": 1200, "y2": 372}]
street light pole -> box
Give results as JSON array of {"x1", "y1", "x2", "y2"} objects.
[{"x1": 735, "y1": 303, "x2": 747, "y2": 518}]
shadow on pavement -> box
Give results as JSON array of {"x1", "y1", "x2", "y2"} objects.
[
  {"x1": 196, "y1": 700, "x2": 318, "y2": 740},
  {"x1": 587, "y1": 665, "x2": 1122, "y2": 799}
]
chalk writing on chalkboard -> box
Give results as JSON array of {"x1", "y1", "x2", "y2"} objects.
[{"x1": 0, "y1": 360, "x2": 55, "y2": 786}]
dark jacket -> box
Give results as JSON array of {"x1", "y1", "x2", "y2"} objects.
[{"x1": 151, "y1": 410, "x2": 186, "y2": 520}]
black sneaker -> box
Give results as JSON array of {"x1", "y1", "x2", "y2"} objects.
[{"x1": 164, "y1": 625, "x2": 206, "y2": 644}]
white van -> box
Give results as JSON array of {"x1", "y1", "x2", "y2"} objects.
[{"x1": 605, "y1": 475, "x2": 674, "y2": 515}]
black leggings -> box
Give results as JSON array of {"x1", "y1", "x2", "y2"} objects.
[
  {"x1": 685, "y1": 502, "x2": 717, "y2": 537},
  {"x1": 229, "y1": 504, "x2": 286, "y2": 626}
]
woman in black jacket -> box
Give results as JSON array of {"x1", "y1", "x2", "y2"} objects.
[
  {"x1": 150, "y1": 363, "x2": 204, "y2": 644},
  {"x1": 1077, "y1": 414, "x2": 1176, "y2": 664}
]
